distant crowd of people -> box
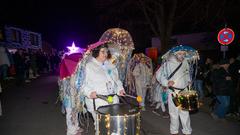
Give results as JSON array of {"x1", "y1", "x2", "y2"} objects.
[{"x1": 0, "y1": 46, "x2": 61, "y2": 85}]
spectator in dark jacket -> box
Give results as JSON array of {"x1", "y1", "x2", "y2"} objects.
[
  {"x1": 194, "y1": 64, "x2": 204, "y2": 100},
  {"x1": 14, "y1": 50, "x2": 25, "y2": 85},
  {"x1": 211, "y1": 59, "x2": 233, "y2": 119},
  {"x1": 203, "y1": 58, "x2": 213, "y2": 96},
  {"x1": 30, "y1": 50, "x2": 38, "y2": 78},
  {"x1": 24, "y1": 50, "x2": 31, "y2": 83},
  {"x1": 0, "y1": 47, "x2": 10, "y2": 80},
  {"x1": 228, "y1": 57, "x2": 240, "y2": 116}
]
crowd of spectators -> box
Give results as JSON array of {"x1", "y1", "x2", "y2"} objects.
[
  {"x1": 0, "y1": 46, "x2": 61, "y2": 85},
  {"x1": 193, "y1": 56, "x2": 240, "y2": 120}
]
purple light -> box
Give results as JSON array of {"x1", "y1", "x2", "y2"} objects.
[
  {"x1": 67, "y1": 42, "x2": 80, "y2": 54},
  {"x1": 66, "y1": 42, "x2": 86, "y2": 55}
]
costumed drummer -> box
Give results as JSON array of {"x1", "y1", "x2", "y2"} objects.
[
  {"x1": 82, "y1": 42, "x2": 125, "y2": 122},
  {"x1": 156, "y1": 48, "x2": 192, "y2": 135}
]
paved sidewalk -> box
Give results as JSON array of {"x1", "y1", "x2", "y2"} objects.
[{"x1": 141, "y1": 107, "x2": 240, "y2": 135}]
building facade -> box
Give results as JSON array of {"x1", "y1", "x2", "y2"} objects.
[{"x1": 0, "y1": 25, "x2": 42, "y2": 49}]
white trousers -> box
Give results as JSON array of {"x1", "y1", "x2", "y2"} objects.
[
  {"x1": 135, "y1": 80, "x2": 147, "y2": 106},
  {"x1": 154, "y1": 85, "x2": 166, "y2": 112},
  {"x1": 155, "y1": 101, "x2": 166, "y2": 112},
  {"x1": 66, "y1": 108, "x2": 80, "y2": 135},
  {"x1": 153, "y1": 84, "x2": 161, "y2": 102},
  {"x1": 168, "y1": 92, "x2": 192, "y2": 134}
]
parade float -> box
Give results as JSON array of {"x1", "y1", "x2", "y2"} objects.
[{"x1": 58, "y1": 42, "x2": 90, "y2": 134}]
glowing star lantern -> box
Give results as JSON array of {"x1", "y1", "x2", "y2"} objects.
[{"x1": 67, "y1": 42, "x2": 80, "y2": 54}]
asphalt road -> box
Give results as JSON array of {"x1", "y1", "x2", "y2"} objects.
[{"x1": 0, "y1": 75, "x2": 240, "y2": 135}]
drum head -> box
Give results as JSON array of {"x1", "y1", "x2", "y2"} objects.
[{"x1": 97, "y1": 104, "x2": 139, "y2": 116}]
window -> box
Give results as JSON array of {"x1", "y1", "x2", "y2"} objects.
[
  {"x1": 30, "y1": 33, "x2": 39, "y2": 46},
  {"x1": 11, "y1": 29, "x2": 22, "y2": 43}
]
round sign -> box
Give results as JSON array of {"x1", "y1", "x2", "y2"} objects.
[{"x1": 217, "y1": 28, "x2": 235, "y2": 45}]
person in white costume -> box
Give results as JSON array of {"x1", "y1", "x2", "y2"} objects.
[
  {"x1": 62, "y1": 78, "x2": 84, "y2": 135},
  {"x1": 59, "y1": 71, "x2": 84, "y2": 135},
  {"x1": 152, "y1": 71, "x2": 169, "y2": 118},
  {"x1": 132, "y1": 57, "x2": 152, "y2": 110},
  {"x1": 65, "y1": 107, "x2": 82, "y2": 135},
  {"x1": 156, "y1": 51, "x2": 192, "y2": 135},
  {"x1": 82, "y1": 42, "x2": 125, "y2": 124}
]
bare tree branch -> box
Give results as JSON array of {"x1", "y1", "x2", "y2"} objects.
[
  {"x1": 175, "y1": 0, "x2": 198, "y2": 20},
  {"x1": 154, "y1": 11, "x2": 162, "y2": 35},
  {"x1": 152, "y1": 0, "x2": 164, "y2": 7},
  {"x1": 138, "y1": 0, "x2": 159, "y2": 36}
]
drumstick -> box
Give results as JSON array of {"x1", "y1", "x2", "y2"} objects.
[
  {"x1": 125, "y1": 94, "x2": 136, "y2": 99},
  {"x1": 124, "y1": 94, "x2": 142, "y2": 103}
]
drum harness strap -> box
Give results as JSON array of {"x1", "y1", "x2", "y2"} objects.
[
  {"x1": 93, "y1": 99, "x2": 96, "y2": 111},
  {"x1": 166, "y1": 62, "x2": 185, "y2": 107},
  {"x1": 167, "y1": 62, "x2": 183, "y2": 92},
  {"x1": 167, "y1": 62, "x2": 182, "y2": 80}
]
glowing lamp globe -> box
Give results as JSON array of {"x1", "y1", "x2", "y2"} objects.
[
  {"x1": 136, "y1": 96, "x2": 142, "y2": 103},
  {"x1": 107, "y1": 96, "x2": 113, "y2": 104}
]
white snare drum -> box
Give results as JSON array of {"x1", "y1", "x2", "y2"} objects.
[{"x1": 96, "y1": 104, "x2": 140, "y2": 135}]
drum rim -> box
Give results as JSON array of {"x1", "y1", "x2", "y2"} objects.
[
  {"x1": 97, "y1": 103, "x2": 140, "y2": 116},
  {"x1": 97, "y1": 112, "x2": 141, "y2": 118},
  {"x1": 178, "y1": 90, "x2": 198, "y2": 95}
]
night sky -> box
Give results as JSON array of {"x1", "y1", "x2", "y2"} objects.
[
  {"x1": 1, "y1": 0, "x2": 240, "y2": 52},
  {"x1": 0, "y1": 0, "x2": 100, "y2": 49}
]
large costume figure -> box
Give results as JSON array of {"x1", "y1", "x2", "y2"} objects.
[
  {"x1": 156, "y1": 45, "x2": 199, "y2": 135},
  {"x1": 59, "y1": 48, "x2": 87, "y2": 135},
  {"x1": 132, "y1": 57, "x2": 152, "y2": 108}
]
